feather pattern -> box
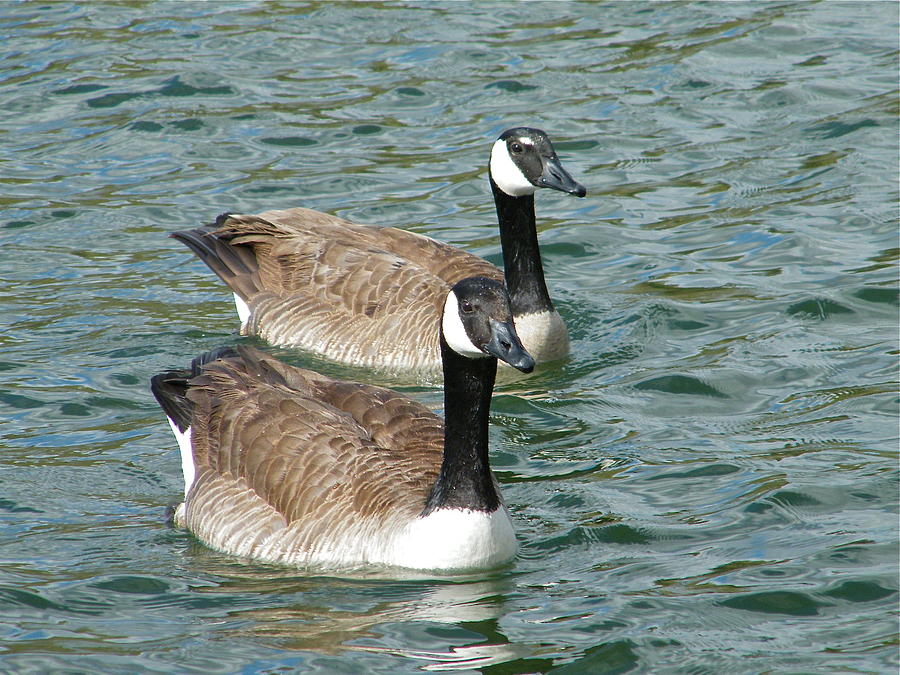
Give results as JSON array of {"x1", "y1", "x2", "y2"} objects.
[
  {"x1": 174, "y1": 209, "x2": 500, "y2": 374},
  {"x1": 167, "y1": 346, "x2": 449, "y2": 566}
]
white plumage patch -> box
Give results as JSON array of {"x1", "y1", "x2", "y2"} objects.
[
  {"x1": 232, "y1": 293, "x2": 251, "y2": 328},
  {"x1": 508, "y1": 309, "x2": 569, "y2": 363},
  {"x1": 166, "y1": 418, "x2": 195, "y2": 497},
  {"x1": 489, "y1": 138, "x2": 536, "y2": 197},
  {"x1": 442, "y1": 290, "x2": 488, "y2": 359},
  {"x1": 390, "y1": 506, "x2": 517, "y2": 570},
  {"x1": 197, "y1": 501, "x2": 517, "y2": 572}
]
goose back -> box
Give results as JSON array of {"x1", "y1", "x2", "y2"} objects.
[
  {"x1": 154, "y1": 345, "x2": 453, "y2": 567},
  {"x1": 174, "y1": 209, "x2": 501, "y2": 374}
]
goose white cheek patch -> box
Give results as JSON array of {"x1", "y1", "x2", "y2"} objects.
[
  {"x1": 442, "y1": 291, "x2": 488, "y2": 358},
  {"x1": 489, "y1": 139, "x2": 537, "y2": 197}
]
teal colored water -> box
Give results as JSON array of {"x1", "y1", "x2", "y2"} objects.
[{"x1": 1, "y1": 1, "x2": 897, "y2": 672}]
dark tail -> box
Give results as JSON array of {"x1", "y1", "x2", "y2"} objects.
[
  {"x1": 170, "y1": 214, "x2": 263, "y2": 301},
  {"x1": 150, "y1": 346, "x2": 239, "y2": 432}
]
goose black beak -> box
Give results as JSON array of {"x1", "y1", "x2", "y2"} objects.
[
  {"x1": 539, "y1": 155, "x2": 586, "y2": 197},
  {"x1": 484, "y1": 319, "x2": 535, "y2": 373}
]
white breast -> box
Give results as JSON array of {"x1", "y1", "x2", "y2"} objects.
[
  {"x1": 389, "y1": 507, "x2": 517, "y2": 570},
  {"x1": 510, "y1": 309, "x2": 569, "y2": 363}
]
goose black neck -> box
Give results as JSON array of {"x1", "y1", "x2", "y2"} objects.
[
  {"x1": 490, "y1": 177, "x2": 555, "y2": 316},
  {"x1": 423, "y1": 336, "x2": 500, "y2": 514}
]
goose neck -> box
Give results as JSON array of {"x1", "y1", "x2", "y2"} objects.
[
  {"x1": 490, "y1": 177, "x2": 555, "y2": 316},
  {"x1": 423, "y1": 338, "x2": 500, "y2": 514}
]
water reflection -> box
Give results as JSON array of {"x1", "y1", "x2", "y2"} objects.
[{"x1": 188, "y1": 558, "x2": 520, "y2": 658}]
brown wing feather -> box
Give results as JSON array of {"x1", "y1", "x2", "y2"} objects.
[
  {"x1": 174, "y1": 208, "x2": 502, "y2": 371},
  {"x1": 179, "y1": 345, "x2": 444, "y2": 561}
]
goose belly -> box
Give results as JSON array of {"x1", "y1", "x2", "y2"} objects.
[
  {"x1": 269, "y1": 506, "x2": 517, "y2": 571},
  {"x1": 176, "y1": 490, "x2": 517, "y2": 572},
  {"x1": 511, "y1": 309, "x2": 569, "y2": 363},
  {"x1": 240, "y1": 295, "x2": 444, "y2": 375}
]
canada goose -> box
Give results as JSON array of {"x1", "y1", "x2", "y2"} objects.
[
  {"x1": 171, "y1": 127, "x2": 585, "y2": 375},
  {"x1": 150, "y1": 276, "x2": 535, "y2": 571}
]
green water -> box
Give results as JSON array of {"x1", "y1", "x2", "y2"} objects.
[{"x1": 1, "y1": 1, "x2": 897, "y2": 673}]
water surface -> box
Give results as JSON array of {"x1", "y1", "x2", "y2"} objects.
[{"x1": 1, "y1": 2, "x2": 897, "y2": 673}]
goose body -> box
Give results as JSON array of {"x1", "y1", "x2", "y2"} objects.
[
  {"x1": 151, "y1": 277, "x2": 535, "y2": 571},
  {"x1": 172, "y1": 128, "x2": 585, "y2": 376}
]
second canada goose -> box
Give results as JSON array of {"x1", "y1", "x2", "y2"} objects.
[
  {"x1": 171, "y1": 127, "x2": 585, "y2": 376},
  {"x1": 150, "y1": 277, "x2": 534, "y2": 571}
]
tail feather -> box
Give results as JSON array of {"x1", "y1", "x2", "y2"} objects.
[
  {"x1": 171, "y1": 215, "x2": 263, "y2": 300},
  {"x1": 150, "y1": 371, "x2": 192, "y2": 432},
  {"x1": 150, "y1": 346, "x2": 239, "y2": 431}
]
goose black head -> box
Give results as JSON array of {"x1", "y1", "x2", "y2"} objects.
[
  {"x1": 489, "y1": 127, "x2": 587, "y2": 199},
  {"x1": 441, "y1": 277, "x2": 535, "y2": 373}
]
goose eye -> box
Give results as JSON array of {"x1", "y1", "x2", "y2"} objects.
[
  {"x1": 460, "y1": 300, "x2": 474, "y2": 314},
  {"x1": 510, "y1": 142, "x2": 523, "y2": 154}
]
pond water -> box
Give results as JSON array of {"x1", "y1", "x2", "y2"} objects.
[{"x1": 1, "y1": 1, "x2": 897, "y2": 673}]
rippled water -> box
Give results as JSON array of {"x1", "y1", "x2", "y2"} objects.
[{"x1": 1, "y1": 1, "x2": 897, "y2": 673}]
